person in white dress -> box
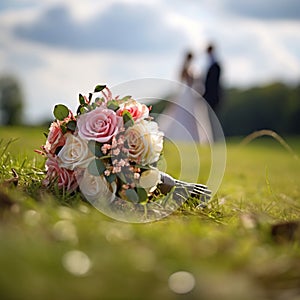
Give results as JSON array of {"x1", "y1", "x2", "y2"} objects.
[{"x1": 157, "y1": 51, "x2": 213, "y2": 144}]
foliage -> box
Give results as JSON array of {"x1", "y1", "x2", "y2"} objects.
[
  {"x1": 150, "y1": 82, "x2": 300, "y2": 137},
  {"x1": 0, "y1": 76, "x2": 24, "y2": 125},
  {"x1": 219, "y1": 82, "x2": 300, "y2": 136}
]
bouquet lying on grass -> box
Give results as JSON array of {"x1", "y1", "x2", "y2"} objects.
[{"x1": 38, "y1": 84, "x2": 211, "y2": 208}]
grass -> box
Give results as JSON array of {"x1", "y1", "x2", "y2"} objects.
[{"x1": 1, "y1": 126, "x2": 300, "y2": 300}]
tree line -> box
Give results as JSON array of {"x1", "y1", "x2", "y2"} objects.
[
  {"x1": 0, "y1": 76, "x2": 23, "y2": 126},
  {"x1": 1, "y1": 75, "x2": 299, "y2": 138},
  {"x1": 219, "y1": 82, "x2": 300, "y2": 136}
]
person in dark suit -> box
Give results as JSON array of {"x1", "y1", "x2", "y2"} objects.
[{"x1": 203, "y1": 44, "x2": 222, "y2": 112}]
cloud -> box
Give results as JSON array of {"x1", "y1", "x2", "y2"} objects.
[
  {"x1": 13, "y1": 2, "x2": 187, "y2": 53},
  {"x1": 2, "y1": 0, "x2": 300, "y2": 125},
  {"x1": 0, "y1": 0, "x2": 38, "y2": 12},
  {"x1": 222, "y1": 0, "x2": 300, "y2": 20}
]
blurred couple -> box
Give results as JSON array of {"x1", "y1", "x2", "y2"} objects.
[{"x1": 158, "y1": 44, "x2": 222, "y2": 144}]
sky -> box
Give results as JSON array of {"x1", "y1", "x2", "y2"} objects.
[{"x1": 0, "y1": 0, "x2": 300, "y2": 123}]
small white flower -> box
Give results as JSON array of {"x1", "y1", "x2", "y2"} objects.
[
  {"x1": 57, "y1": 133, "x2": 93, "y2": 170},
  {"x1": 134, "y1": 172, "x2": 140, "y2": 180},
  {"x1": 104, "y1": 170, "x2": 111, "y2": 176},
  {"x1": 113, "y1": 148, "x2": 120, "y2": 156},
  {"x1": 139, "y1": 168, "x2": 161, "y2": 193}
]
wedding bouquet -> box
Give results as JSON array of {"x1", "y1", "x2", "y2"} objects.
[{"x1": 38, "y1": 84, "x2": 211, "y2": 214}]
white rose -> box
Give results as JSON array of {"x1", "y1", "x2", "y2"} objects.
[
  {"x1": 125, "y1": 120, "x2": 164, "y2": 165},
  {"x1": 78, "y1": 169, "x2": 116, "y2": 203},
  {"x1": 57, "y1": 133, "x2": 93, "y2": 170},
  {"x1": 139, "y1": 168, "x2": 161, "y2": 193}
]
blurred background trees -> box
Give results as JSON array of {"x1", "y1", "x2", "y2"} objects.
[
  {"x1": 219, "y1": 82, "x2": 300, "y2": 136},
  {"x1": 152, "y1": 81, "x2": 300, "y2": 137},
  {"x1": 0, "y1": 73, "x2": 299, "y2": 137},
  {"x1": 0, "y1": 76, "x2": 24, "y2": 126}
]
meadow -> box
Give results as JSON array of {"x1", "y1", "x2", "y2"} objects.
[{"x1": 0, "y1": 126, "x2": 300, "y2": 300}]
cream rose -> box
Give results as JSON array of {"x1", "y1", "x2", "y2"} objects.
[
  {"x1": 57, "y1": 133, "x2": 93, "y2": 170},
  {"x1": 78, "y1": 169, "x2": 117, "y2": 203},
  {"x1": 125, "y1": 120, "x2": 164, "y2": 165},
  {"x1": 139, "y1": 168, "x2": 161, "y2": 193}
]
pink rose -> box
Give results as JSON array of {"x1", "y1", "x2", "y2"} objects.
[
  {"x1": 77, "y1": 107, "x2": 123, "y2": 143},
  {"x1": 43, "y1": 156, "x2": 78, "y2": 191},
  {"x1": 44, "y1": 121, "x2": 66, "y2": 154},
  {"x1": 117, "y1": 100, "x2": 149, "y2": 121}
]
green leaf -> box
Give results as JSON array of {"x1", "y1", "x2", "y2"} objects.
[
  {"x1": 125, "y1": 189, "x2": 139, "y2": 203},
  {"x1": 76, "y1": 105, "x2": 82, "y2": 115},
  {"x1": 94, "y1": 85, "x2": 106, "y2": 93},
  {"x1": 106, "y1": 173, "x2": 116, "y2": 184},
  {"x1": 91, "y1": 103, "x2": 97, "y2": 110},
  {"x1": 53, "y1": 104, "x2": 69, "y2": 121},
  {"x1": 99, "y1": 155, "x2": 112, "y2": 160},
  {"x1": 136, "y1": 187, "x2": 148, "y2": 203},
  {"x1": 107, "y1": 100, "x2": 120, "y2": 111},
  {"x1": 79, "y1": 94, "x2": 85, "y2": 105},
  {"x1": 88, "y1": 140, "x2": 103, "y2": 157},
  {"x1": 94, "y1": 97, "x2": 103, "y2": 104},
  {"x1": 55, "y1": 146, "x2": 63, "y2": 155},
  {"x1": 76, "y1": 105, "x2": 85, "y2": 115},
  {"x1": 60, "y1": 124, "x2": 67, "y2": 134},
  {"x1": 122, "y1": 110, "x2": 134, "y2": 128},
  {"x1": 117, "y1": 172, "x2": 127, "y2": 184},
  {"x1": 134, "y1": 164, "x2": 151, "y2": 170},
  {"x1": 66, "y1": 120, "x2": 76, "y2": 131},
  {"x1": 80, "y1": 106, "x2": 87, "y2": 114},
  {"x1": 88, "y1": 158, "x2": 106, "y2": 176}
]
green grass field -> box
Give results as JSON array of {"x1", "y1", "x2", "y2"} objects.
[{"x1": 1, "y1": 126, "x2": 300, "y2": 300}]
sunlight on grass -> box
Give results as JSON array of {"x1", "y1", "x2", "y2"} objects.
[
  {"x1": 0, "y1": 125, "x2": 48, "y2": 158},
  {"x1": 162, "y1": 140, "x2": 212, "y2": 183},
  {"x1": 0, "y1": 126, "x2": 300, "y2": 299}
]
